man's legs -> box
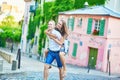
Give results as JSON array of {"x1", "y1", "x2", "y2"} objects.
[
  {"x1": 44, "y1": 51, "x2": 55, "y2": 80},
  {"x1": 44, "y1": 64, "x2": 49, "y2": 80}
]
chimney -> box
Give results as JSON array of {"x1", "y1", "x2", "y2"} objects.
[{"x1": 84, "y1": 1, "x2": 89, "y2": 8}]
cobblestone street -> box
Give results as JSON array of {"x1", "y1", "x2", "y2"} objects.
[
  {"x1": 0, "y1": 71, "x2": 119, "y2": 80},
  {"x1": 0, "y1": 49, "x2": 119, "y2": 80}
]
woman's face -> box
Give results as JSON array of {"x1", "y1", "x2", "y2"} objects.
[{"x1": 57, "y1": 21, "x2": 63, "y2": 30}]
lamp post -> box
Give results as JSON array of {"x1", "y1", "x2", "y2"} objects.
[
  {"x1": 106, "y1": 48, "x2": 111, "y2": 76},
  {"x1": 106, "y1": 44, "x2": 111, "y2": 76}
]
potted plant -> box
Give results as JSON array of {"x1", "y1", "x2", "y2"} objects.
[{"x1": 92, "y1": 29, "x2": 99, "y2": 35}]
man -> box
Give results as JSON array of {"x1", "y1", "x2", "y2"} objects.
[{"x1": 44, "y1": 20, "x2": 63, "y2": 80}]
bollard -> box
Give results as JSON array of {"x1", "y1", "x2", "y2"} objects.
[
  {"x1": 0, "y1": 59, "x2": 3, "y2": 71},
  {"x1": 11, "y1": 60, "x2": 17, "y2": 70}
]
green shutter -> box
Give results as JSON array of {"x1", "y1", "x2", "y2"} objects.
[
  {"x1": 99, "y1": 20, "x2": 105, "y2": 36},
  {"x1": 67, "y1": 18, "x2": 70, "y2": 29},
  {"x1": 68, "y1": 18, "x2": 74, "y2": 31},
  {"x1": 71, "y1": 18, "x2": 74, "y2": 31},
  {"x1": 72, "y1": 43, "x2": 78, "y2": 57},
  {"x1": 87, "y1": 18, "x2": 93, "y2": 34}
]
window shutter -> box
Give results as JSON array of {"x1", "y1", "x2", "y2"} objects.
[
  {"x1": 68, "y1": 17, "x2": 74, "y2": 31},
  {"x1": 72, "y1": 43, "x2": 78, "y2": 57},
  {"x1": 99, "y1": 20, "x2": 105, "y2": 36},
  {"x1": 71, "y1": 18, "x2": 74, "y2": 31},
  {"x1": 87, "y1": 18, "x2": 93, "y2": 34},
  {"x1": 67, "y1": 18, "x2": 70, "y2": 29}
]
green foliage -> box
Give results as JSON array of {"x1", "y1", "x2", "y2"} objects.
[
  {"x1": 27, "y1": 15, "x2": 36, "y2": 40},
  {"x1": 74, "y1": 0, "x2": 86, "y2": 8},
  {"x1": 51, "y1": 0, "x2": 75, "y2": 21},
  {"x1": 44, "y1": 1, "x2": 54, "y2": 23},
  {"x1": 87, "y1": 0, "x2": 106, "y2": 6},
  {"x1": 27, "y1": 7, "x2": 41, "y2": 40},
  {"x1": 0, "y1": 16, "x2": 21, "y2": 47},
  {"x1": 0, "y1": 27, "x2": 21, "y2": 42},
  {"x1": 0, "y1": 30, "x2": 6, "y2": 47},
  {"x1": 38, "y1": 24, "x2": 47, "y2": 55},
  {"x1": 1, "y1": 16, "x2": 19, "y2": 28}
]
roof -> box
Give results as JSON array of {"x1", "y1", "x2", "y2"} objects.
[{"x1": 59, "y1": 6, "x2": 120, "y2": 18}]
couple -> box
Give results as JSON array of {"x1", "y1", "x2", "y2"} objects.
[{"x1": 44, "y1": 20, "x2": 69, "y2": 80}]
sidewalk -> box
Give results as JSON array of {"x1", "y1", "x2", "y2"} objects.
[{"x1": 0, "y1": 50, "x2": 120, "y2": 79}]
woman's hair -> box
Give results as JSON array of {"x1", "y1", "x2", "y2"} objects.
[{"x1": 60, "y1": 20, "x2": 68, "y2": 39}]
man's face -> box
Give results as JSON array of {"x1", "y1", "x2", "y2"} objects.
[{"x1": 48, "y1": 22, "x2": 53, "y2": 29}]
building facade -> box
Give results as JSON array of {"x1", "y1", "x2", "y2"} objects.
[{"x1": 58, "y1": 6, "x2": 120, "y2": 74}]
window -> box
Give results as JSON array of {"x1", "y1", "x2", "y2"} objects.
[
  {"x1": 95, "y1": 20, "x2": 100, "y2": 31},
  {"x1": 92, "y1": 20, "x2": 100, "y2": 35},
  {"x1": 72, "y1": 43, "x2": 78, "y2": 58},
  {"x1": 87, "y1": 18, "x2": 105, "y2": 36},
  {"x1": 67, "y1": 16, "x2": 74, "y2": 31},
  {"x1": 78, "y1": 18, "x2": 82, "y2": 27}
]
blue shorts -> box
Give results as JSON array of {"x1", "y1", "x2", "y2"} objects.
[{"x1": 45, "y1": 50, "x2": 62, "y2": 68}]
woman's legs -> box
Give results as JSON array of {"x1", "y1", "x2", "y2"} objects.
[{"x1": 59, "y1": 52, "x2": 66, "y2": 77}]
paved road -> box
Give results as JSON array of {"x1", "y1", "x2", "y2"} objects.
[
  {"x1": 0, "y1": 71, "x2": 119, "y2": 80},
  {"x1": 0, "y1": 48, "x2": 119, "y2": 80}
]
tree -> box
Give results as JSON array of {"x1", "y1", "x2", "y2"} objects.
[
  {"x1": 0, "y1": 16, "x2": 21, "y2": 47},
  {"x1": 51, "y1": 0, "x2": 75, "y2": 21}
]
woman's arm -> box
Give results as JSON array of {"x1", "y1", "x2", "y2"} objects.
[{"x1": 44, "y1": 29, "x2": 57, "y2": 38}]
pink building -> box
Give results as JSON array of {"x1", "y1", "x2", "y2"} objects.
[{"x1": 58, "y1": 6, "x2": 120, "y2": 74}]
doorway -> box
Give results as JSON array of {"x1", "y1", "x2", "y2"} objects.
[{"x1": 88, "y1": 47, "x2": 98, "y2": 69}]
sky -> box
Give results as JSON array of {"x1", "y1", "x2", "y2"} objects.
[
  {"x1": 0, "y1": 0, "x2": 25, "y2": 5},
  {"x1": 0, "y1": 0, "x2": 25, "y2": 22}
]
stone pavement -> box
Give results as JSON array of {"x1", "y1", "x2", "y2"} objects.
[{"x1": 0, "y1": 51, "x2": 120, "y2": 80}]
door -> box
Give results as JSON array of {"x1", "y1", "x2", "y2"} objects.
[{"x1": 88, "y1": 48, "x2": 98, "y2": 69}]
